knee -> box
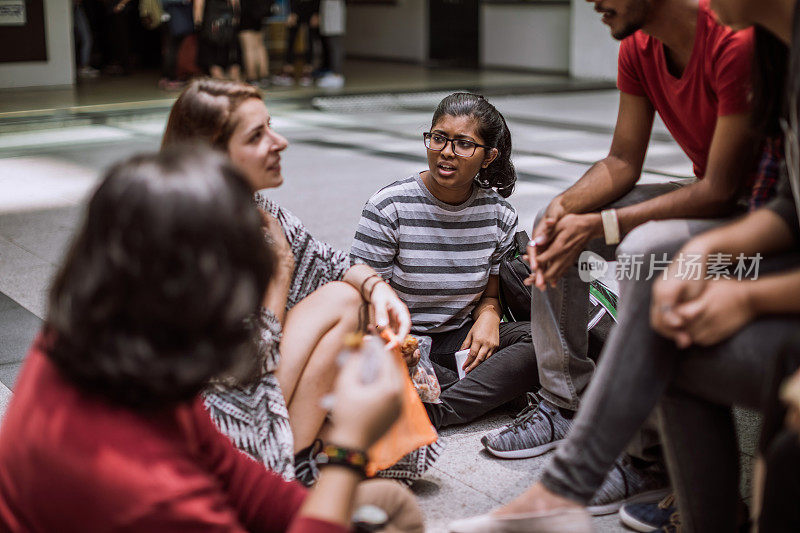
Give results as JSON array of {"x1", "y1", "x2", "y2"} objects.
[
  {"x1": 616, "y1": 221, "x2": 657, "y2": 259},
  {"x1": 616, "y1": 219, "x2": 687, "y2": 259},
  {"x1": 504, "y1": 321, "x2": 533, "y2": 344},
  {"x1": 320, "y1": 281, "x2": 363, "y2": 323}
]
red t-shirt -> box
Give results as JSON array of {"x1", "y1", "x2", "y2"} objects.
[
  {"x1": 0, "y1": 342, "x2": 348, "y2": 533},
  {"x1": 617, "y1": 0, "x2": 753, "y2": 178}
]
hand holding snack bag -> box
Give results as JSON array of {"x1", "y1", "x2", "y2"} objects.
[
  {"x1": 400, "y1": 335, "x2": 441, "y2": 404},
  {"x1": 360, "y1": 329, "x2": 438, "y2": 476},
  {"x1": 399, "y1": 336, "x2": 421, "y2": 368}
]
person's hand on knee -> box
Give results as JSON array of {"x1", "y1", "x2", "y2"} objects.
[
  {"x1": 525, "y1": 218, "x2": 556, "y2": 288},
  {"x1": 671, "y1": 279, "x2": 755, "y2": 347},
  {"x1": 532, "y1": 213, "x2": 602, "y2": 289},
  {"x1": 460, "y1": 313, "x2": 500, "y2": 374},
  {"x1": 651, "y1": 243, "x2": 710, "y2": 346}
]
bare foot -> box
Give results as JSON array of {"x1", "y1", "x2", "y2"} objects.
[{"x1": 492, "y1": 482, "x2": 582, "y2": 517}]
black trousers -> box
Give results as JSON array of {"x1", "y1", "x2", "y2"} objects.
[
  {"x1": 161, "y1": 31, "x2": 189, "y2": 79},
  {"x1": 423, "y1": 320, "x2": 538, "y2": 429},
  {"x1": 284, "y1": 14, "x2": 318, "y2": 65}
]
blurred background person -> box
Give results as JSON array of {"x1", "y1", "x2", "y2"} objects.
[
  {"x1": 103, "y1": 0, "x2": 136, "y2": 75},
  {"x1": 316, "y1": 0, "x2": 344, "y2": 89},
  {"x1": 239, "y1": 0, "x2": 272, "y2": 86},
  {"x1": 195, "y1": 0, "x2": 242, "y2": 80},
  {"x1": 159, "y1": 0, "x2": 194, "y2": 90},
  {"x1": 73, "y1": 0, "x2": 99, "y2": 79},
  {"x1": 272, "y1": 0, "x2": 319, "y2": 86}
]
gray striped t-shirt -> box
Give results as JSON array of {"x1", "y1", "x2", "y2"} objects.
[{"x1": 351, "y1": 173, "x2": 518, "y2": 333}]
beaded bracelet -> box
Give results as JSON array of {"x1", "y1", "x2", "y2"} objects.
[{"x1": 315, "y1": 444, "x2": 368, "y2": 478}]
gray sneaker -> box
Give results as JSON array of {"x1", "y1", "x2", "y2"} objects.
[
  {"x1": 481, "y1": 397, "x2": 573, "y2": 459},
  {"x1": 587, "y1": 456, "x2": 670, "y2": 516}
]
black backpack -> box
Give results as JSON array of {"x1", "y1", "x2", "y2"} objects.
[{"x1": 498, "y1": 230, "x2": 618, "y2": 358}]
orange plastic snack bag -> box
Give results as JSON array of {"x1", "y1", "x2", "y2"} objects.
[{"x1": 366, "y1": 331, "x2": 439, "y2": 476}]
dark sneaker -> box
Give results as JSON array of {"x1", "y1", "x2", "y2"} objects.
[
  {"x1": 481, "y1": 397, "x2": 573, "y2": 459},
  {"x1": 619, "y1": 494, "x2": 676, "y2": 532},
  {"x1": 587, "y1": 456, "x2": 670, "y2": 516},
  {"x1": 293, "y1": 439, "x2": 323, "y2": 486}
]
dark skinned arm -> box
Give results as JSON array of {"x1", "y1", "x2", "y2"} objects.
[
  {"x1": 460, "y1": 275, "x2": 502, "y2": 374},
  {"x1": 532, "y1": 111, "x2": 755, "y2": 289},
  {"x1": 615, "y1": 112, "x2": 754, "y2": 233},
  {"x1": 533, "y1": 92, "x2": 655, "y2": 240}
]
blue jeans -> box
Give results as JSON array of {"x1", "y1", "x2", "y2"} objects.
[{"x1": 73, "y1": 4, "x2": 92, "y2": 67}]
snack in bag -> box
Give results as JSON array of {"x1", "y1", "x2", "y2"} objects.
[
  {"x1": 353, "y1": 330, "x2": 438, "y2": 476},
  {"x1": 402, "y1": 335, "x2": 441, "y2": 403}
]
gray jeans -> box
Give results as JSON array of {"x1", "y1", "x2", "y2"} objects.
[
  {"x1": 533, "y1": 183, "x2": 703, "y2": 410},
  {"x1": 540, "y1": 232, "x2": 800, "y2": 531}
]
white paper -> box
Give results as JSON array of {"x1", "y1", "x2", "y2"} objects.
[{"x1": 454, "y1": 349, "x2": 469, "y2": 380}]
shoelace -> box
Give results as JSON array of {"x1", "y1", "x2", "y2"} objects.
[
  {"x1": 507, "y1": 403, "x2": 547, "y2": 433},
  {"x1": 658, "y1": 493, "x2": 676, "y2": 510},
  {"x1": 663, "y1": 511, "x2": 681, "y2": 532}
]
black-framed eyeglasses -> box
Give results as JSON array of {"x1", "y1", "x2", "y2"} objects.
[{"x1": 423, "y1": 132, "x2": 491, "y2": 158}]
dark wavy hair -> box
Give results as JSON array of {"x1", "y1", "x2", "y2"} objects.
[
  {"x1": 161, "y1": 78, "x2": 263, "y2": 151},
  {"x1": 43, "y1": 147, "x2": 275, "y2": 410},
  {"x1": 431, "y1": 92, "x2": 517, "y2": 198}
]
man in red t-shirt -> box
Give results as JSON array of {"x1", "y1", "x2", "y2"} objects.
[{"x1": 473, "y1": 0, "x2": 756, "y2": 523}]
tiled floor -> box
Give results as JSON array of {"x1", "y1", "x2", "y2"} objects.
[{"x1": 0, "y1": 85, "x2": 738, "y2": 532}]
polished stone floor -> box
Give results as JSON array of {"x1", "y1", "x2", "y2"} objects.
[
  {"x1": 0, "y1": 59, "x2": 612, "y2": 120},
  {"x1": 0, "y1": 84, "x2": 757, "y2": 532}
]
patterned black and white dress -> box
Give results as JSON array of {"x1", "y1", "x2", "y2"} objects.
[{"x1": 204, "y1": 193, "x2": 442, "y2": 482}]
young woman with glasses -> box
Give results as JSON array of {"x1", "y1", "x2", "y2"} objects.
[
  {"x1": 351, "y1": 92, "x2": 539, "y2": 429},
  {"x1": 160, "y1": 79, "x2": 441, "y2": 487}
]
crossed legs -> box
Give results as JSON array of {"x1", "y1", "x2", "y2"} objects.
[{"x1": 276, "y1": 281, "x2": 362, "y2": 452}]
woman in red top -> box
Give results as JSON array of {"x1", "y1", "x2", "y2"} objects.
[{"x1": 0, "y1": 148, "x2": 406, "y2": 532}]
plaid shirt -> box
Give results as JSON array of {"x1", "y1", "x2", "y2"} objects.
[{"x1": 749, "y1": 136, "x2": 784, "y2": 210}]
